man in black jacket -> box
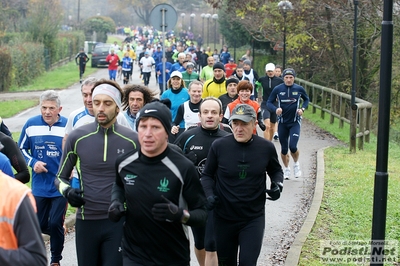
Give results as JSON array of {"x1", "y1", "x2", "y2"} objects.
[
  {"x1": 109, "y1": 101, "x2": 207, "y2": 265},
  {"x1": 201, "y1": 104, "x2": 283, "y2": 266},
  {"x1": 256, "y1": 62, "x2": 284, "y2": 140}
]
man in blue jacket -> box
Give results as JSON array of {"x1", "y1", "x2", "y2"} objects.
[
  {"x1": 267, "y1": 68, "x2": 310, "y2": 180},
  {"x1": 18, "y1": 90, "x2": 67, "y2": 266}
]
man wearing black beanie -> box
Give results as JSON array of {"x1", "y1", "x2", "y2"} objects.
[
  {"x1": 202, "y1": 62, "x2": 226, "y2": 98},
  {"x1": 218, "y1": 77, "x2": 239, "y2": 114},
  {"x1": 110, "y1": 101, "x2": 208, "y2": 265}
]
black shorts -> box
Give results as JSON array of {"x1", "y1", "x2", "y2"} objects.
[{"x1": 261, "y1": 101, "x2": 277, "y2": 123}]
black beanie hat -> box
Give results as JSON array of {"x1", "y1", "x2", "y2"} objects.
[
  {"x1": 213, "y1": 62, "x2": 225, "y2": 72},
  {"x1": 136, "y1": 101, "x2": 172, "y2": 133},
  {"x1": 225, "y1": 77, "x2": 239, "y2": 88}
]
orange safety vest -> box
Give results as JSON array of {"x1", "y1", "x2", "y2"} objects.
[{"x1": 0, "y1": 171, "x2": 36, "y2": 250}]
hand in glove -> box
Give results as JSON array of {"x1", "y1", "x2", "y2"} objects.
[
  {"x1": 206, "y1": 195, "x2": 219, "y2": 210},
  {"x1": 265, "y1": 182, "x2": 283, "y2": 201},
  {"x1": 64, "y1": 187, "x2": 86, "y2": 207},
  {"x1": 152, "y1": 195, "x2": 183, "y2": 222},
  {"x1": 108, "y1": 200, "x2": 126, "y2": 222},
  {"x1": 258, "y1": 119, "x2": 266, "y2": 131}
]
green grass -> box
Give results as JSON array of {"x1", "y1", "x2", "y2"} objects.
[
  {"x1": 0, "y1": 99, "x2": 39, "y2": 118},
  {"x1": 298, "y1": 111, "x2": 400, "y2": 265},
  {"x1": 9, "y1": 59, "x2": 98, "y2": 92}
]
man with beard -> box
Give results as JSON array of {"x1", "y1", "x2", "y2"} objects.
[
  {"x1": 202, "y1": 62, "x2": 226, "y2": 98},
  {"x1": 122, "y1": 84, "x2": 157, "y2": 131},
  {"x1": 55, "y1": 80, "x2": 139, "y2": 266},
  {"x1": 63, "y1": 77, "x2": 130, "y2": 188}
]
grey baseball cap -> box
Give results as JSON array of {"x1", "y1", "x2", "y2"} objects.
[{"x1": 229, "y1": 104, "x2": 256, "y2": 123}]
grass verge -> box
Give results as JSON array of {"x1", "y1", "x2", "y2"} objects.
[
  {"x1": 9, "y1": 59, "x2": 98, "y2": 92},
  {"x1": 298, "y1": 111, "x2": 400, "y2": 265},
  {"x1": 0, "y1": 99, "x2": 39, "y2": 118}
]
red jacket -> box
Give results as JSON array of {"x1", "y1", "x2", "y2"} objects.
[{"x1": 106, "y1": 54, "x2": 120, "y2": 70}]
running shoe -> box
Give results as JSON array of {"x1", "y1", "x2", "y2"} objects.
[
  {"x1": 294, "y1": 162, "x2": 302, "y2": 178},
  {"x1": 284, "y1": 167, "x2": 291, "y2": 180}
]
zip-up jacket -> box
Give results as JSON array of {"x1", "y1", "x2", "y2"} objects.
[
  {"x1": 202, "y1": 78, "x2": 226, "y2": 98},
  {"x1": 55, "y1": 122, "x2": 139, "y2": 220},
  {"x1": 18, "y1": 115, "x2": 67, "y2": 197},
  {"x1": 267, "y1": 83, "x2": 310, "y2": 124}
]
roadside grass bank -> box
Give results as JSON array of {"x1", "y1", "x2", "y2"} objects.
[
  {"x1": 9, "y1": 56, "x2": 98, "y2": 93},
  {"x1": 0, "y1": 100, "x2": 39, "y2": 118},
  {"x1": 299, "y1": 111, "x2": 400, "y2": 265}
]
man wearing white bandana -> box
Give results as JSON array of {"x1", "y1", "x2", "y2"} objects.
[
  {"x1": 55, "y1": 79, "x2": 140, "y2": 266},
  {"x1": 63, "y1": 77, "x2": 131, "y2": 189}
]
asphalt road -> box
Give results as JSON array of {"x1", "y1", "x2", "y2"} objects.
[{"x1": 1, "y1": 66, "x2": 341, "y2": 265}]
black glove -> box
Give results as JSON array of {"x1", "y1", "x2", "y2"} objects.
[
  {"x1": 64, "y1": 187, "x2": 86, "y2": 207},
  {"x1": 184, "y1": 151, "x2": 197, "y2": 164},
  {"x1": 258, "y1": 119, "x2": 266, "y2": 131},
  {"x1": 152, "y1": 195, "x2": 183, "y2": 222},
  {"x1": 265, "y1": 182, "x2": 283, "y2": 201},
  {"x1": 108, "y1": 200, "x2": 126, "y2": 222},
  {"x1": 206, "y1": 195, "x2": 219, "y2": 210}
]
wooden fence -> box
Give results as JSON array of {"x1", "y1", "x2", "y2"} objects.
[{"x1": 296, "y1": 78, "x2": 372, "y2": 152}]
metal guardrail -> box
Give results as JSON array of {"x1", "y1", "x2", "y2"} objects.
[{"x1": 296, "y1": 78, "x2": 372, "y2": 152}]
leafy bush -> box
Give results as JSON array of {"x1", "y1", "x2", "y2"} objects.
[{"x1": 8, "y1": 42, "x2": 45, "y2": 88}]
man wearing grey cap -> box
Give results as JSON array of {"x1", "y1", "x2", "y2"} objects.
[
  {"x1": 55, "y1": 79, "x2": 139, "y2": 266},
  {"x1": 110, "y1": 101, "x2": 207, "y2": 265},
  {"x1": 201, "y1": 104, "x2": 283, "y2": 266}
]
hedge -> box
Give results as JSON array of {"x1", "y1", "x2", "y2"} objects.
[{"x1": 0, "y1": 31, "x2": 86, "y2": 91}]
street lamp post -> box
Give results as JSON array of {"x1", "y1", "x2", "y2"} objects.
[
  {"x1": 190, "y1": 13, "x2": 196, "y2": 33},
  {"x1": 77, "y1": 0, "x2": 81, "y2": 28},
  {"x1": 212, "y1": 14, "x2": 218, "y2": 49},
  {"x1": 205, "y1": 13, "x2": 211, "y2": 46},
  {"x1": 201, "y1": 13, "x2": 205, "y2": 39},
  {"x1": 278, "y1": 0, "x2": 293, "y2": 70},
  {"x1": 181, "y1": 13, "x2": 186, "y2": 30}
]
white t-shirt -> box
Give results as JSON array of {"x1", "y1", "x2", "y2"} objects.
[{"x1": 140, "y1": 56, "x2": 156, "y2": 73}]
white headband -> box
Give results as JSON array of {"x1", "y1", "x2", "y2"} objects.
[{"x1": 92, "y1": 84, "x2": 122, "y2": 109}]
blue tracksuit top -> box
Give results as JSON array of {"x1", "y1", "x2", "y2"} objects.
[
  {"x1": 160, "y1": 88, "x2": 190, "y2": 128},
  {"x1": 19, "y1": 115, "x2": 67, "y2": 197},
  {"x1": 267, "y1": 83, "x2": 309, "y2": 124}
]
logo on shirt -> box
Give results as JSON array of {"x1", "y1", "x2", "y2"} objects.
[
  {"x1": 238, "y1": 164, "x2": 250, "y2": 179},
  {"x1": 124, "y1": 174, "x2": 137, "y2": 185},
  {"x1": 48, "y1": 144, "x2": 58, "y2": 151},
  {"x1": 190, "y1": 145, "x2": 203, "y2": 150},
  {"x1": 47, "y1": 150, "x2": 60, "y2": 157},
  {"x1": 197, "y1": 158, "x2": 207, "y2": 175},
  {"x1": 117, "y1": 149, "x2": 125, "y2": 154},
  {"x1": 157, "y1": 177, "x2": 170, "y2": 192}
]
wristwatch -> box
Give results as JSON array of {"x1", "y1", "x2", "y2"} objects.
[
  {"x1": 181, "y1": 209, "x2": 190, "y2": 224},
  {"x1": 301, "y1": 107, "x2": 305, "y2": 112}
]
